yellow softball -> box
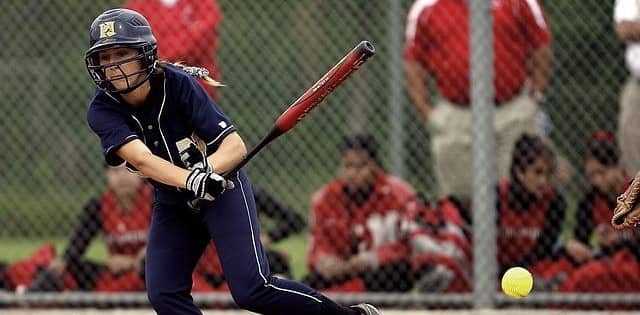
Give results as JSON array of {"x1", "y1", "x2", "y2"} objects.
[{"x1": 501, "y1": 267, "x2": 533, "y2": 298}]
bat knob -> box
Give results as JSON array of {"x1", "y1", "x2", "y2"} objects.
[{"x1": 360, "y1": 41, "x2": 375, "y2": 54}]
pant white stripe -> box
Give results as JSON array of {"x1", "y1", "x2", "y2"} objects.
[{"x1": 236, "y1": 173, "x2": 322, "y2": 303}]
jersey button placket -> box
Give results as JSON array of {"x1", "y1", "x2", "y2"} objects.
[{"x1": 146, "y1": 125, "x2": 159, "y2": 147}]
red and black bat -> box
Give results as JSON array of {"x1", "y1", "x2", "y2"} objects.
[{"x1": 223, "y1": 40, "x2": 375, "y2": 178}]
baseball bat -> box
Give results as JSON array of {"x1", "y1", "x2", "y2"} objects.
[{"x1": 223, "y1": 40, "x2": 376, "y2": 178}]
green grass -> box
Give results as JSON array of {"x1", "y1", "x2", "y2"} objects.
[
  {"x1": 0, "y1": 235, "x2": 310, "y2": 281},
  {"x1": 0, "y1": 238, "x2": 107, "y2": 264},
  {"x1": 272, "y1": 234, "x2": 309, "y2": 280}
]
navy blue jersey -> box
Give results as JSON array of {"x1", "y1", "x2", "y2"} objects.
[{"x1": 87, "y1": 65, "x2": 235, "y2": 204}]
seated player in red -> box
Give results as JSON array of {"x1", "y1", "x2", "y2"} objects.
[
  {"x1": 557, "y1": 131, "x2": 640, "y2": 293},
  {"x1": 304, "y1": 134, "x2": 417, "y2": 292},
  {"x1": 16, "y1": 164, "x2": 216, "y2": 293},
  {"x1": 496, "y1": 134, "x2": 566, "y2": 281},
  {"x1": 26, "y1": 164, "x2": 152, "y2": 292}
]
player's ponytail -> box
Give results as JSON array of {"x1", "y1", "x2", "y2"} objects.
[{"x1": 158, "y1": 61, "x2": 224, "y2": 87}]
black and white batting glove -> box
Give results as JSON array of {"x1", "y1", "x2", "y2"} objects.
[
  {"x1": 178, "y1": 137, "x2": 209, "y2": 171},
  {"x1": 185, "y1": 168, "x2": 235, "y2": 201}
]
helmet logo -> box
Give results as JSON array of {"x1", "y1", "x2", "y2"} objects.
[{"x1": 99, "y1": 21, "x2": 116, "y2": 38}]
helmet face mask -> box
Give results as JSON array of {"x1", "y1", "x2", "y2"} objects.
[
  {"x1": 85, "y1": 9, "x2": 158, "y2": 94},
  {"x1": 86, "y1": 44, "x2": 157, "y2": 94}
]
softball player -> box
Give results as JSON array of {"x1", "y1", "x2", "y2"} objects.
[{"x1": 84, "y1": 8, "x2": 380, "y2": 315}]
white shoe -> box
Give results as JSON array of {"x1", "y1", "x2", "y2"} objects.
[{"x1": 350, "y1": 303, "x2": 381, "y2": 315}]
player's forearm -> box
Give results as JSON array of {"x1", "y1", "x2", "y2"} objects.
[
  {"x1": 529, "y1": 45, "x2": 551, "y2": 95},
  {"x1": 207, "y1": 132, "x2": 247, "y2": 174},
  {"x1": 136, "y1": 246, "x2": 147, "y2": 261},
  {"x1": 137, "y1": 154, "x2": 191, "y2": 188},
  {"x1": 314, "y1": 256, "x2": 355, "y2": 279},
  {"x1": 117, "y1": 141, "x2": 191, "y2": 188},
  {"x1": 404, "y1": 61, "x2": 432, "y2": 120},
  {"x1": 63, "y1": 200, "x2": 101, "y2": 262},
  {"x1": 616, "y1": 21, "x2": 640, "y2": 42}
]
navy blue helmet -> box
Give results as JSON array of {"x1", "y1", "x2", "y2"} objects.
[{"x1": 85, "y1": 8, "x2": 158, "y2": 93}]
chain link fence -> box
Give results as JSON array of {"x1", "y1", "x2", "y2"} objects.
[{"x1": 0, "y1": 0, "x2": 638, "y2": 310}]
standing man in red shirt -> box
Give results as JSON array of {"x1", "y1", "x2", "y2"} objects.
[
  {"x1": 124, "y1": 0, "x2": 222, "y2": 101},
  {"x1": 404, "y1": 0, "x2": 551, "y2": 203}
]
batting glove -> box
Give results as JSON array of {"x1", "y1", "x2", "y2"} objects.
[
  {"x1": 177, "y1": 136, "x2": 209, "y2": 171},
  {"x1": 185, "y1": 168, "x2": 235, "y2": 202}
]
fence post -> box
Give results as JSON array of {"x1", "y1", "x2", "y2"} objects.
[
  {"x1": 470, "y1": 0, "x2": 497, "y2": 309},
  {"x1": 388, "y1": 0, "x2": 406, "y2": 178}
]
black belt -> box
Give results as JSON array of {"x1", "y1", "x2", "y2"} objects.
[{"x1": 452, "y1": 87, "x2": 525, "y2": 107}]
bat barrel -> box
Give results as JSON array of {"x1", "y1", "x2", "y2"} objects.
[
  {"x1": 274, "y1": 41, "x2": 376, "y2": 133},
  {"x1": 224, "y1": 41, "x2": 376, "y2": 179}
]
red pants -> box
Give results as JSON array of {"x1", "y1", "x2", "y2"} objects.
[
  {"x1": 3, "y1": 243, "x2": 55, "y2": 291},
  {"x1": 559, "y1": 250, "x2": 640, "y2": 293},
  {"x1": 529, "y1": 257, "x2": 575, "y2": 281},
  {"x1": 92, "y1": 271, "x2": 145, "y2": 292}
]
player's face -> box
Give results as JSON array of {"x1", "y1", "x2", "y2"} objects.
[
  {"x1": 340, "y1": 150, "x2": 376, "y2": 193},
  {"x1": 585, "y1": 158, "x2": 624, "y2": 196},
  {"x1": 516, "y1": 157, "x2": 552, "y2": 199},
  {"x1": 98, "y1": 47, "x2": 144, "y2": 91},
  {"x1": 106, "y1": 165, "x2": 143, "y2": 199}
]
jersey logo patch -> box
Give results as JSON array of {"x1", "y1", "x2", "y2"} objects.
[{"x1": 99, "y1": 21, "x2": 116, "y2": 38}]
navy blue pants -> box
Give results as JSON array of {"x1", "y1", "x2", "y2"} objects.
[{"x1": 145, "y1": 172, "x2": 350, "y2": 315}]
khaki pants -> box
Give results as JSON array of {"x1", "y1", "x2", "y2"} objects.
[
  {"x1": 428, "y1": 92, "x2": 540, "y2": 200},
  {"x1": 618, "y1": 77, "x2": 640, "y2": 175}
]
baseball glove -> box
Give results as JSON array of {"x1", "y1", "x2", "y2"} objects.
[{"x1": 612, "y1": 172, "x2": 640, "y2": 230}]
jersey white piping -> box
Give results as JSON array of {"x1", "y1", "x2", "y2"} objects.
[
  {"x1": 130, "y1": 115, "x2": 147, "y2": 144},
  {"x1": 105, "y1": 134, "x2": 138, "y2": 163},
  {"x1": 524, "y1": 0, "x2": 547, "y2": 29},
  {"x1": 105, "y1": 144, "x2": 117, "y2": 156},
  {"x1": 157, "y1": 77, "x2": 174, "y2": 165},
  {"x1": 405, "y1": 0, "x2": 436, "y2": 42},
  {"x1": 237, "y1": 173, "x2": 323, "y2": 303},
  {"x1": 105, "y1": 92, "x2": 120, "y2": 103},
  {"x1": 207, "y1": 126, "x2": 234, "y2": 146}
]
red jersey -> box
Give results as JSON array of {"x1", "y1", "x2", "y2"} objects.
[
  {"x1": 125, "y1": 0, "x2": 222, "y2": 98},
  {"x1": 307, "y1": 172, "x2": 417, "y2": 270},
  {"x1": 497, "y1": 180, "x2": 562, "y2": 267},
  {"x1": 100, "y1": 184, "x2": 153, "y2": 256},
  {"x1": 404, "y1": 0, "x2": 551, "y2": 105}
]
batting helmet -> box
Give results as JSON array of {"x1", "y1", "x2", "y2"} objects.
[{"x1": 85, "y1": 8, "x2": 158, "y2": 94}]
